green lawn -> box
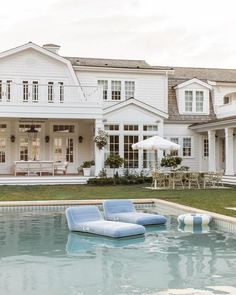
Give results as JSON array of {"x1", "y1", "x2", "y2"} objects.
[{"x1": 0, "y1": 184, "x2": 236, "y2": 217}]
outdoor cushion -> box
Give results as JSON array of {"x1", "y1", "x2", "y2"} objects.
[
  {"x1": 103, "y1": 200, "x2": 167, "y2": 225},
  {"x1": 65, "y1": 206, "x2": 145, "y2": 238}
]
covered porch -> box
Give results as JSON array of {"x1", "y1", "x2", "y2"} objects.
[
  {"x1": 190, "y1": 118, "x2": 236, "y2": 176},
  {"x1": 0, "y1": 118, "x2": 104, "y2": 177}
]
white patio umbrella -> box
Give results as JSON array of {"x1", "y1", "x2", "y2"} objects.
[{"x1": 132, "y1": 135, "x2": 181, "y2": 189}]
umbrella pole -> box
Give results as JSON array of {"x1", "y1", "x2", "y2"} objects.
[{"x1": 154, "y1": 150, "x2": 158, "y2": 189}]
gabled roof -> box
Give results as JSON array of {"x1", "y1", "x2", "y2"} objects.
[
  {"x1": 0, "y1": 42, "x2": 79, "y2": 85},
  {"x1": 174, "y1": 78, "x2": 212, "y2": 90},
  {"x1": 103, "y1": 98, "x2": 168, "y2": 119}
]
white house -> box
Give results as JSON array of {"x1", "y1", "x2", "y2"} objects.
[{"x1": 0, "y1": 42, "x2": 235, "y2": 178}]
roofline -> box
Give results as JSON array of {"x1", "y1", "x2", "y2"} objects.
[
  {"x1": 103, "y1": 98, "x2": 168, "y2": 118},
  {"x1": 174, "y1": 78, "x2": 212, "y2": 90},
  {"x1": 189, "y1": 117, "x2": 236, "y2": 130},
  {"x1": 73, "y1": 65, "x2": 174, "y2": 75},
  {"x1": 0, "y1": 42, "x2": 79, "y2": 85}
]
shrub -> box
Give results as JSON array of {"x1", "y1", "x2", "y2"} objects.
[
  {"x1": 81, "y1": 161, "x2": 92, "y2": 168},
  {"x1": 105, "y1": 154, "x2": 124, "y2": 168},
  {"x1": 161, "y1": 155, "x2": 182, "y2": 169}
]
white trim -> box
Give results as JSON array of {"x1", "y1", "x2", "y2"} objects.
[
  {"x1": 0, "y1": 42, "x2": 79, "y2": 86},
  {"x1": 174, "y1": 78, "x2": 212, "y2": 90},
  {"x1": 103, "y1": 98, "x2": 168, "y2": 119}
]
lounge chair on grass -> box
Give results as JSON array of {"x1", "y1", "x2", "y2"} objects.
[
  {"x1": 103, "y1": 200, "x2": 167, "y2": 226},
  {"x1": 66, "y1": 206, "x2": 145, "y2": 238}
]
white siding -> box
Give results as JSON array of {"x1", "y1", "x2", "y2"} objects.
[
  {"x1": 75, "y1": 70, "x2": 168, "y2": 113},
  {"x1": 164, "y1": 123, "x2": 201, "y2": 171},
  {"x1": 0, "y1": 48, "x2": 74, "y2": 84},
  {"x1": 176, "y1": 83, "x2": 210, "y2": 115}
]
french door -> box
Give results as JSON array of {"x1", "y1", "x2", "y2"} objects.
[
  {"x1": 19, "y1": 137, "x2": 40, "y2": 161},
  {"x1": 53, "y1": 138, "x2": 74, "y2": 163}
]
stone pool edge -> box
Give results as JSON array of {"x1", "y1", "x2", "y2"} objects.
[{"x1": 0, "y1": 198, "x2": 235, "y2": 233}]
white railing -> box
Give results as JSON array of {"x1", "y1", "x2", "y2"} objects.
[
  {"x1": 216, "y1": 101, "x2": 236, "y2": 118},
  {"x1": 0, "y1": 82, "x2": 102, "y2": 105}
]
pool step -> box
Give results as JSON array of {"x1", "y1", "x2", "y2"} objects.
[
  {"x1": 0, "y1": 176, "x2": 90, "y2": 185},
  {"x1": 222, "y1": 176, "x2": 236, "y2": 186}
]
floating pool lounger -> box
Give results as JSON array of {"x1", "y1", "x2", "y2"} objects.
[
  {"x1": 65, "y1": 206, "x2": 145, "y2": 238},
  {"x1": 103, "y1": 200, "x2": 167, "y2": 226}
]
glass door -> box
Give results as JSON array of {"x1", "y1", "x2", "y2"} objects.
[
  {"x1": 19, "y1": 137, "x2": 40, "y2": 161},
  {"x1": 53, "y1": 138, "x2": 74, "y2": 163}
]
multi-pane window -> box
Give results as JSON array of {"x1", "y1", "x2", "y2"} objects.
[
  {"x1": 111, "y1": 81, "x2": 121, "y2": 100},
  {"x1": 23, "y1": 81, "x2": 29, "y2": 102},
  {"x1": 6, "y1": 80, "x2": 11, "y2": 101},
  {"x1": 48, "y1": 82, "x2": 54, "y2": 102},
  {"x1": 124, "y1": 135, "x2": 139, "y2": 168},
  {"x1": 108, "y1": 135, "x2": 119, "y2": 155},
  {"x1": 203, "y1": 139, "x2": 209, "y2": 157},
  {"x1": 124, "y1": 125, "x2": 138, "y2": 131},
  {"x1": 170, "y1": 137, "x2": 179, "y2": 156},
  {"x1": 0, "y1": 124, "x2": 7, "y2": 132},
  {"x1": 183, "y1": 138, "x2": 192, "y2": 157},
  {"x1": 19, "y1": 124, "x2": 41, "y2": 133},
  {"x1": 32, "y1": 81, "x2": 39, "y2": 102},
  {"x1": 143, "y1": 125, "x2": 158, "y2": 131},
  {"x1": 185, "y1": 91, "x2": 193, "y2": 112},
  {"x1": 54, "y1": 138, "x2": 63, "y2": 162},
  {"x1": 104, "y1": 124, "x2": 119, "y2": 131},
  {"x1": 66, "y1": 138, "x2": 74, "y2": 163},
  {"x1": 125, "y1": 81, "x2": 135, "y2": 99},
  {"x1": 0, "y1": 80, "x2": 2, "y2": 101},
  {"x1": 143, "y1": 135, "x2": 155, "y2": 169},
  {"x1": 0, "y1": 138, "x2": 6, "y2": 163},
  {"x1": 98, "y1": 80, "x2": 108, "y2": 100},
  {"x1": 196, "y1": 91, "x2": 204, "y2": 112},
  {"x1": 53, "y1": 125, "x2": 74, "y2": 133},
  {"x1": 19, "y1": 138, "x2": 28, "y2": 161},
  {"x1": 59, "y1": 82, "x2": 64, "y2": 103}
]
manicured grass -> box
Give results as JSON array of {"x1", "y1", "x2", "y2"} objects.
[{"x1": 0, "y1": 184, "x2": 236, "y2": 217}]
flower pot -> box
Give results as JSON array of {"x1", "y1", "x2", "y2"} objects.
[{"x1": 83, "y1": 168, "x2": 91, "y2": 177}]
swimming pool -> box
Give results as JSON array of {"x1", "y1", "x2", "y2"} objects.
[{"x1": 0, "y1": 209, "x2": 236, "y2": 295}]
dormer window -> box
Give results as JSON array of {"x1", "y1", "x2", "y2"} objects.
[
  {"x1": 185, "y1": 91, "x2": 193, "y2": 112},
  {"x1": 224, "y1": 96, "x2": 230, "y2": 104},
  {"x1": 175, "y1": 78, "x2": 211, "y2": 115},
  {"x1": 184, "y1": 90, "x2": 204, "y2": 113}
]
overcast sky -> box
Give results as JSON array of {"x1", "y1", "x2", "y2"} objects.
[{"x1": 1, "y1": 0, "x2": 236, "y2": 68}]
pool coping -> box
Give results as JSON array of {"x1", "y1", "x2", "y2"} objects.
[{"x1": 0, "y1": 198, "x2": 235, "y2": 233}]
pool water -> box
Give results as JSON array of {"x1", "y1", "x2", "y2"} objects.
[{"x1": 0, "y1": 210, "x2": 236, "y2": 295}]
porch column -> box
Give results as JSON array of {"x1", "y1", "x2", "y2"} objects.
[
  {"x1": 95, "y1": 119, "x2": 104, "y2": 176},
  {"x1": 208, "y1": 130, "x2": 216, "y2": 172},
  {"x1": 225, "y1": 127, "x2": 234, "y2": 175}
]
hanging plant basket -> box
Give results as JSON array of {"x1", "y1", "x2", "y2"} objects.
[{"x1": 94, "y1": 130, "x2": 108, "y2": 150}]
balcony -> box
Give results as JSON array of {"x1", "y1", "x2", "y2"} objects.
[
  {"x1": 216, "y1": 101, "x2": 236, "y2": 119},
  {"x1": 0, "y1": 82, "x2": 103, "y2": 119}
]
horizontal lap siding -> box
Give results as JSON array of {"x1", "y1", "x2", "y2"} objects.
[
  {"x1": 164, "y1": 123, "x2": 200, "y2": 171},
  {"x1": 0, "y1": 48, "x2": 73, "y2": 83},
  {"x1": 76, "y1": 70, "x2": 168, "y2": 113}
]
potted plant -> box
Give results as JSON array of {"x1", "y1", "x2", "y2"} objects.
[
  {"x1": 81, "y1": 161, "x2": 92, "y2": 176},
  {"x1": 105, "y1": 154, "x2": 124, "y2": 177},
  {"x1": 160, "y1": 155, "x2": 182, "y2": 170},
  {"x1": 94, "y1": 130, "x2": 108, "y2": 150}
]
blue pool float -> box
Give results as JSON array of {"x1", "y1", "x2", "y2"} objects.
[
  {"x1": 65, "y1": 206, "x2": 145, "y2": 238},
  {"x1": 103, "y1": 200, "x2": 167, "y2": 225},
  {"x1": 178, "y1": 213, "x2": 212, "y2": 226}
]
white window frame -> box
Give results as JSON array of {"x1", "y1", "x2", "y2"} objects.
[
  {"x1": 98, "y1": 79, "x2": 136, "y2": 101},
  {"x1": 184, "y1": 90, "x2": 206, "y2": 114},
  {"x1": 166, "y1": 136, "x2": 194, "y2": 158}
]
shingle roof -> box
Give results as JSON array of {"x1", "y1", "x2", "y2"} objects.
[
  {"x1": 65, "y1": 56, "x2": 172, "y2": 70},
  {"x1": 172, "y1": 66, "x2": 236, "y2": 83}
]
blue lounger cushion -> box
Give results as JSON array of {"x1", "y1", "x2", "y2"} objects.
[
  {"x1": 65, "y1": 206, "x2": 145, "y2": 238},
  {"x1": 103, "y1": 200, "x2": 167, "y2": 225}
]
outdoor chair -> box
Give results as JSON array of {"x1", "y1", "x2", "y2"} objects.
[
  {"x1": 151, "y1": 172, "x2": 166, "y2": 189},
  {"x1": 187, "y1": 172, "x2": 200, "y2": 189},
  {"x1": 169, "y1": 172, "x2": 184, "y2": 189},
  {"x1": 54, "y1": 161, "x2": 69, "y2": 175}
]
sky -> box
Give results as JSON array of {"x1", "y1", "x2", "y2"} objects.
[{"x1": 0, "y1": 0, "x2": 236, "y2": 68}]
